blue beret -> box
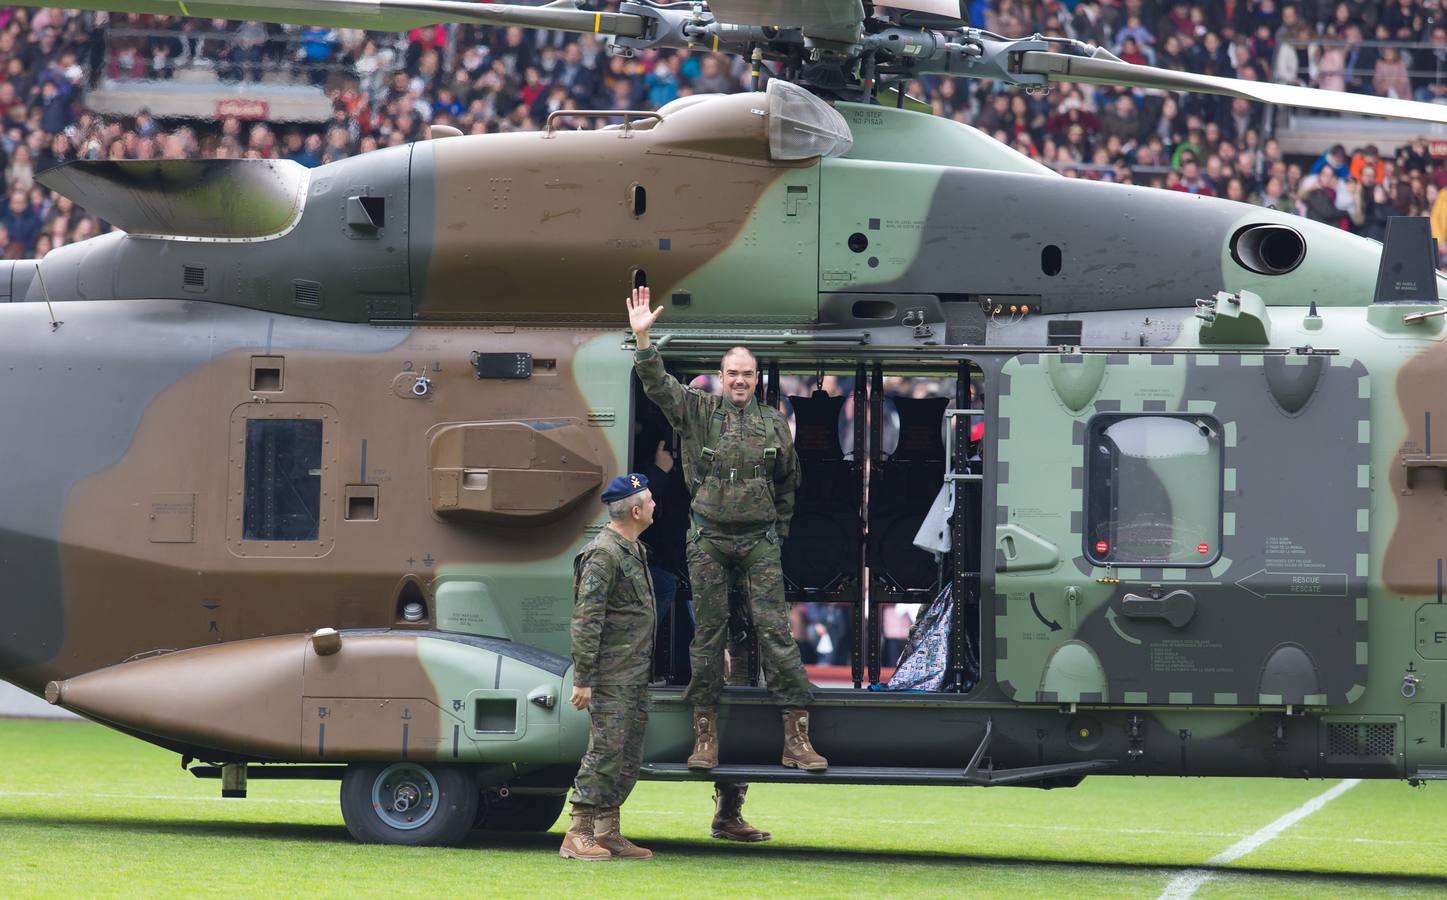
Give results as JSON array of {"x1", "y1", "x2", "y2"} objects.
[{"x1": 601, "y1": 472, "x2": 649, "y2": 503}]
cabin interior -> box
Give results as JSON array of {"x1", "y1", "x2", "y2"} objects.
[{"x1": 633, "y1": 354, "x2": 986, "y2": 696}]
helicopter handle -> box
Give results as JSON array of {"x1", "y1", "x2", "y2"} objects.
[{"x1": 544, "y1": 110, "x2": 663, "y2": 138}]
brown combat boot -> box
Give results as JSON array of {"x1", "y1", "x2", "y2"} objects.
[
  {"x1": 559, "y1": 804, "x2": 613, "y2": 861},
  {"x1": 687, "y1": 707, "x2": 719, "y2": 770},
  {"x1": 781, "y1": 708, "x2": 828, "y2": 771},
  {"x1": 711, "y1": 783, "x2": 772, "y2": 842},
  {"x1": 594, "y1": 806, "x2": 654, "y2": 860}
]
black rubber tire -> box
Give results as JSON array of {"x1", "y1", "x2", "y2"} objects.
[
  {"x1": 339, "y1": 762, "x2": 479, "y2": 846},
  {"x1": 477, "y1": 792, "x2": 568, "y2": 832}
]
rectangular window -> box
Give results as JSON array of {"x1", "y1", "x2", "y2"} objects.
[
  {"x1": 1086, "y1": 415, "x2": 1221, "y2": 566},
  {"x1": 243, "y1": 419, "x2": 323, "y2": 541}
]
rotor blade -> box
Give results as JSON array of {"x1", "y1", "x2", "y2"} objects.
[
  {"x1": 707, "y1": 0, "x2": 863, "y2": 29},
  {"x1": 883, "y1": 0, "x2": 966, "y2": 19},
  {"x1": 1022, "y1": 50, "x2": 1447, "y2": 126},
  {"x1": 58, "y1": 0, "x2": 646, "y2": 36}
]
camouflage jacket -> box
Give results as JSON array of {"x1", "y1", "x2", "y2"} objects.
[
  {"x1": 571, "y1": 526, "x2": 657, "y2": 687},
  {"x1": 634, "y1": 345, "x2": 800, "y2": 537}
]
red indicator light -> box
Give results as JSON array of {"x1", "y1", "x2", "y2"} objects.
[
  {"x1": 1197, "y1": 543, "x2": 1210, "y2": 554},
  {"x1": 1095, "y1": 540, "x2": 1108, "y2": 554}
]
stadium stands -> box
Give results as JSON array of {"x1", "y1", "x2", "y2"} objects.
[{"x1": 2, "y1": 2, "x2": 1446, "y2": 260}]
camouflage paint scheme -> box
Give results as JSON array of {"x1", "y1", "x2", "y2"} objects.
[{"x1": 2, "y1": 87, "x2": 1445, "y2": 808}]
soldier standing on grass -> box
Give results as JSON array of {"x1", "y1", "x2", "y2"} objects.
[
  {"x1": 560, "y1": 474, "x2": 659, "y2": 861},
  {"x1": 628, "y1": 286, "x2": 827, "y2": 842}
]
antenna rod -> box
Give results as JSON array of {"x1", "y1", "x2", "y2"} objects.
[{"x1": 33, "y1": 263, "x2": 61, "y2": 331}]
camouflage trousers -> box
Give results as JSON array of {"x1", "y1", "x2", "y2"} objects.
[
  {"x1": 683, "y1": 529, "x2": 813, "y2": 709},
  {"x1": 569, "y1": 683, "x2": 649, "y2": 808}
]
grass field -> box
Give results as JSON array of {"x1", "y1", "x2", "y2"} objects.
[{"x1": 3, "y1": 720, "x2": 1447, "y2": 898}]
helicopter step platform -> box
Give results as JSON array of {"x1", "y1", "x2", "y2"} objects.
[{"x1": 639, "y1": 759, "x2": 1113, "y2": 787}]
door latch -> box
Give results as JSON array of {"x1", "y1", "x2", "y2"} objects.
[{"x1": 1119, "y1": 589, "x2": 1196, "y2": 628}]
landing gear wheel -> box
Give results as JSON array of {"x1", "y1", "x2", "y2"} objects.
[
  {"x1": 340, "y1": 762, "x2": 478, "y2": 846},
  {"x1": 477, "y1": 792, "x2": 568, "y2": 832}
]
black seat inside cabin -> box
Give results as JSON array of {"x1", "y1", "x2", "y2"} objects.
[
  {"x1": 781, "y1": 390, "x2": 862, "y2": 599},
  {"x1": 868, "y1": 396, "x2": 949, "y2": 595}
]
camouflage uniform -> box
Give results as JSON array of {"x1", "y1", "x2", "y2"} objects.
[
  {"x1": 569, "y1": 526, "x2": 657, "y2": 807},
  {"x1": 634, "y1": 346, "x2": 812, "y2": 709}
]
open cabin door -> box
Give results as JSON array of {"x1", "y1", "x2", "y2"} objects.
[{"x1": 992, "y1": 350, "x2": 1370, "y2": 708}]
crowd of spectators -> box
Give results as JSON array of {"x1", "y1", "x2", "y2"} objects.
[{"x1": 3, "y1": 2, "x2": 1447, "y2": 259}]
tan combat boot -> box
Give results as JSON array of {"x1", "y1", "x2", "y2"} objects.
[
  {"x1": 594, "y1": 806, "x2": 654, "y2": 860},
  {"x1": 559, "y1": 804, "x2": 613, "y2": 861},
  {"x1": 781, "y1": 708, "x2": 828, "y2": 771},
  {"x1": 711, "y1": 783, "x2": 772, "y2": 842},
  {"x1": 687, "y1": 707, "x2": 719, "y2": 770}
]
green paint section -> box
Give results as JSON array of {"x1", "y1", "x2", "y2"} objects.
[
  {"x1": 1367, "y1": 301, "x2": 1446, "y2": 335},
  {"x1": 432, "y1": 331, "x2": 633, "y2": 659},
  {"x1": 995, "y1": 354, "x2": 1189, "y2": 703},
  {"x1": 665, "y1": 166, "x2": 821, "y2": 326},
  {"x1": 818, "y1": 158, "x2": 946, "y2": 291},
  {"x1": 434, "y1": 580, "x2": 512, "y2": 639},
  {"x1": 420, "y1": 333, "x2": 641, "y2": 766},
  {"x1": 837, "y1": 102, "x2": 1054, "y2": 175},
  {"x1": 1040, "y1": 641, "x2": 1107, "y2": 702},
  {"x1": 996, "y1": 523, "x2": 1061, "y2": 573},
  {"x1": 869, "y1": 87, "x2": 933, "y2": 114},
  {"x1": 1218, "y1": 207, "x2": 1446, "y2": 308},
  {"x1": 415, "y1": 636, "x2": 587, "y2": 764},
  {"x1": 1046, "y1": 353, "x2": 1108, "y2": 412}
]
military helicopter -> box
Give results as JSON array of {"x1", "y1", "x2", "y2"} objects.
[{"x1": 5, "y1": 0, "x2": 1447, "y2": 846}]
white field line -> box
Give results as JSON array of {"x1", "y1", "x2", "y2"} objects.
[{"x1": 1157, "y1": 778, "x2": 1361, "y2": 900}]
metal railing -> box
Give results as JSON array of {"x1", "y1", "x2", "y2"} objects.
[{"x1": 102, "y1": 25, "x2": 374, "y2": 85}]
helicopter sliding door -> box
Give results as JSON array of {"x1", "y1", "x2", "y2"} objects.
[{"x1": 991, "y1": 350, "x2": 1370, "y2": 708}]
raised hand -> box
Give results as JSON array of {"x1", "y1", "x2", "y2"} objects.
[{"x1": 626, "y1": 285, "x2": 663, "y2": 347}]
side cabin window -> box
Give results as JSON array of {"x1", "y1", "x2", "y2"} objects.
[
  {"x1": 1085, "y1": 415, "x2": 1221, "y2": 566},
  {"x1": 243, "y1": 419, "x2": 323, "y2": 541}
]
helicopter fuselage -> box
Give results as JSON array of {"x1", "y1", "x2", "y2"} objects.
[{"x1": 2, "y1": 94, "x2": 1444, "y2": 809}]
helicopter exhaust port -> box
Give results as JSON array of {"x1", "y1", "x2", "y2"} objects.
[{"x1": 1230, "y1": 224, "x2": 1306, "y2": 276}]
